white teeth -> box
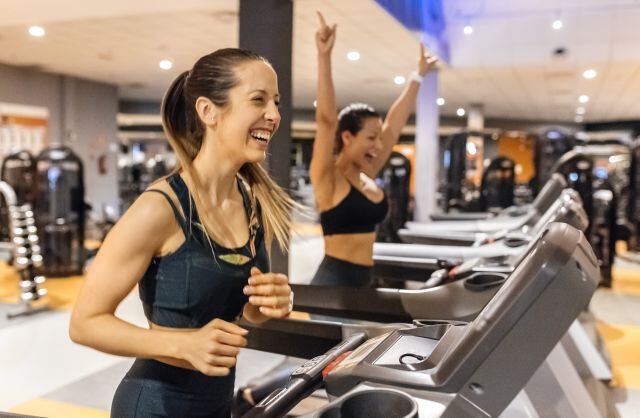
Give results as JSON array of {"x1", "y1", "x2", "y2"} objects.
[{"x1": 250, "y1": 130, "x2": 271, "y2": 141}]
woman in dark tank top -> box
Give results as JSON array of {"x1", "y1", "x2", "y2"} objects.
[
  {"x1": 69, "y1": 48, "x2": 298, "y2": 417},
  {"x1": 310, "y1": 12, "x2": 438, "y2": 287}
]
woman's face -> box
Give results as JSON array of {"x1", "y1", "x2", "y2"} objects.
[
  {"x1": 342, "y1": 116, "x2": 383, "y2": 172},
  {"x1": 215, "y1": 60, "x2": 281, "y2": 164}
]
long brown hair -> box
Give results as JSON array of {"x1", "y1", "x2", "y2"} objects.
[{"x1": 161, "y1": 48, "x2": 297, "y2": 252}]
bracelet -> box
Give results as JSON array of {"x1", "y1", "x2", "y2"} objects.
[{"x1": 409, "y1": 71, "x2": 423, "y2": 84}]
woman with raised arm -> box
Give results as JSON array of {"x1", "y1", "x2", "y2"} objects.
[
  {"x1": 69, "y1": 48, "x2": 296, "y2": 417},
  {"x1": 310, "y1": 12, "x2": 437, "y2": 287}
]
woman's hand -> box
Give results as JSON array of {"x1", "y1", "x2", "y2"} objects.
[
  {"x1": 244, "y1": 267, "x2": 293, "y2": 318},
  {"x1": 315, "y1": 11, "x2": 337, "y2": 55},
  {"x1": 180, "y1": 318, "x2": 248, "y2": 376},
  {"x1": 418, "y1": 43, "x2": 438, "y2": 76}
]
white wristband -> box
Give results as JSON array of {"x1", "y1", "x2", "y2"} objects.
[{"x1": 409, "y1": 71, "x2": 423, "y2": 84}]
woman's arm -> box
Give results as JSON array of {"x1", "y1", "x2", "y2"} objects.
[
  {"x1": 69, "y1": 192, "x2": 248, "y2": 376},
  {"x1": 373, "y1": 44, "x2": 438, "y2": 175},
  {"x1": 309, "y1": 12, "x2": 339, "y2": 207},
  {"x1": 69, "y1": 192, "x2": 182, "y2": 358}
]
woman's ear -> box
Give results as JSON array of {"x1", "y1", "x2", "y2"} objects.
[
  {"x1": 341, "y1": 131, "x2": 352, "y2": 148},
  {"x1": 195, "y1": 96, "x2": 218, "y2": 128}
]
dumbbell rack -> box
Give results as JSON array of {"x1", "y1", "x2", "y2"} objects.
[{"x1": 6, "y1": 204, "x2": 49, "y2": 319}]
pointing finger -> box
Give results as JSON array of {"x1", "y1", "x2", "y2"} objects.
[{"x1": 316, "y1": 11, "x2": 327, "y2": 28}]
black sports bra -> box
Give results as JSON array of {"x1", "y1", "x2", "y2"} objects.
[
  {"x1": 138, "y1": 174, "x2": 269, "y2": 328},
  {"x1": 319, "y1": 183, "x2": 388, "y2": 236}
]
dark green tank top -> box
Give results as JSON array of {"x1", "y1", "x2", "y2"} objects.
[{"x1": 138, "y1": 173, "x2": 269, "y2": 328}]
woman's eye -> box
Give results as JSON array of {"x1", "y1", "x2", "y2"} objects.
[
  {"x1": 275, "y1": 101, "x2": 281, "y2": 107},
  {"x1": 252, "y1": 97, "x2": 264, "y2": 102}
]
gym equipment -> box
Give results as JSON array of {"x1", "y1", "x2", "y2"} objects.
[
  {"x1": 0, "y1": 182, "x2": 48, "y2": 319},
  {"x1": 0, "y1": 151, "x2": 36, "y2": 241},
  {"x1": 241, "y1": 222, "x2": 601, "y2": 418},
  {"x1": 405, "y1": 173, "x2": 566, "y2": 236},
  {"x1": 374, "y1": 189, "x2": 585, "y2": 274},
  {"x1": 626, "y1": 138, "x2": 640, "y2": 252},
  {"x1": 532, "y1": 129, "x2": 575, "y2": 195},
  {"x1": 33, "y1": 145, "x2": 86, "y2": 276},
  {"x1": 439, "y1": 131, "x2": 489, "y2": 213},
  {"x1": 376, "y1": 151, "x2": 411, "y2": 243},
  {"x1": 478, "y1": 156, "x2": 515, "y2": 211},
  {"x1": 1, "y1": 150, "x2": 36, "y2": 205},
  {"x1": 0, "y1": 181, "x2": 18, "y2": 261}
]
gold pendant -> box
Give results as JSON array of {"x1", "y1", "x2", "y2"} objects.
[{"x1": 219, "y1": 253, "x2": 251, "y2": 265}]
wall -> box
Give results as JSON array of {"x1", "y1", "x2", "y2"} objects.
[{"x1": 0, "y1": 63, "x2": 119, "y2": 216}]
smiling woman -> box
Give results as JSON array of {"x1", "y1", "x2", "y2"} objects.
[
  {"x1": 68, "y1": 48, "x2": 297, "y2": 418},
  {"x1": 309, "y1": 12, "x2": 437, "y2": 287}
]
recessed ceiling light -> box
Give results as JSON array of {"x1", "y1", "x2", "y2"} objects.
[
  {"x1": 159, "y1": 60, "x2": 173, "y2": 70},
  {"x1": 394, "y1": 75, "x2": 406, "y2": 85},
  {"x1": 576, "y1": 106, "x2": 586, "y2": 115},
  {"x1": 574, "y1": 115, "x2": 584, "y2": 123},
  {"x1": 463, "y1": 25, "x2": 473, "y2": 35},
  {"x1": 457, "y1": 108, "x2": 466, "y2": 117},
  {"x1": 436, "y1": 97, "x2": 445, "y2": 106},
  {"x1": 552, "y1": 20, "x2": 563, "y2": 30},
  {"x1": 583, "y1": 69, "x2": 597, "y2": 79},
  {"x1": 28, "y1": 26, "x2": 45, "y2": 37},
  {"x1": 578, "y1": 95, "x2": 589, "y2": 103},
  {"x1": 347, "y1": 51, "x2": 360, "y2": 61},
  {"x1": 313, "y1": 100, "x2": 317, "y2": 108}
]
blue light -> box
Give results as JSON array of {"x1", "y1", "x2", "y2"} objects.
[
  {"x1": 546, "y1": 131, "x2": 562, "y2": 140},
  {"x1": 375, "y1": 0, "x2": 449, "y2": 62},
  {"x1": 569, "y1": 173, "x2": 579, "y2": 182},
  {"x1": 47, "y1": 166, "x2": 61, "y2": 189},
  {"x1": 594, "y1": 167, "x2": 608, "y2": 179}
]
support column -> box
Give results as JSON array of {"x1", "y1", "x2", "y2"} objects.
[
  {"x1": 467, "y1": 103, "x2": 484, "y2": 131},
  {"x1": 239, "y1": 0, "x2": 293, "y2": 274},
  {"x1": 414, "y1": 70, "x2": 440, "y2": 221}
]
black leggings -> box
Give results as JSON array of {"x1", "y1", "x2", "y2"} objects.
[
  {"x1": 310, "y1": 255, "x2": 372, "y2": 288},
  {"x1": 111, "y1": 359, "x2": 234, "y2": 418}
]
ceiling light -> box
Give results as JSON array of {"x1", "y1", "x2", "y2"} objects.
[
  {"x1": 578, "y1": 95, "x2": 589, "y2": 103},
  {"x1": 583, "y1": 69, "x2": 597, "y2": 79},
  {"x1": 457, "y1": 108, "x2": 466, "y2": 117},
  {"x1": 576, "y1": 106, "x2": 586, "y2": 115},
  {"x1": 436, "y1": 97, "x2": 445, "y2": 106},
  {"x1": 552, "y1": 20, "x2": 563, "y2": 30},
  {"x1": 394, "y1": 75, "x2": 406, "y2": 85},
  {"x1": 159, "y1": 60, "x2": 173, "y2": 70},
  {"x1": 347, "y1": 51, "x2": 360, "y2": 61},
  {"x1": 574, "y1": 115, "x2": 584, "y2": 123},
  {"x1": 463, "y1": 25, "x2": 473, "y2": 35},
  {"x1": 313, "y1": 100, "x2": 317, "y2": 108},
  {"x1": 28, "y1": 26, "x2": 45, "y2": 37}
]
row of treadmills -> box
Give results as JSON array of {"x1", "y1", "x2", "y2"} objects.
[{"x1": 235, "y1": 173, "x2": 618, "y2": 417}]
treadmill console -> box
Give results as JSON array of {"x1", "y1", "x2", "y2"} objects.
[{"x1": 323, "y1": 223, "x2": 599, "y2": 417}]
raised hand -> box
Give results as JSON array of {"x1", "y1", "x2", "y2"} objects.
[
  {"x1": 181, "y1": 318, "x2": 248, "y2": 376},
  {"x1": 315, "y1": 11, "x2": 337, "y2": 54},
  {"x1": 418, "y1": 43, "x2": 438, "y2": 76},
  {"x1": 244, "y1": 267, "x2": 293, "y2": 318}
]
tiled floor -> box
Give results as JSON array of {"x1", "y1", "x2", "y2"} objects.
[{"x1": 1, "y1": 230, "x2": 639, "y2": 417}]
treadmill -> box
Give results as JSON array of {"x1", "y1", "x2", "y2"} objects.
[
  {"x1": 373, "y1": 189, "x2": 586, "y2": 282},
  {"x1": 404, "y1": 173, "x2": 567, "y2": 234},
  {"x1": 241, "y1": 222, "x2": 602, "y2": 418}
]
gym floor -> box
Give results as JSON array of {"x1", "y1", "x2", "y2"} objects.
[{"x1": 1, "y1": 229, "x2": 639, "y2": 417}]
